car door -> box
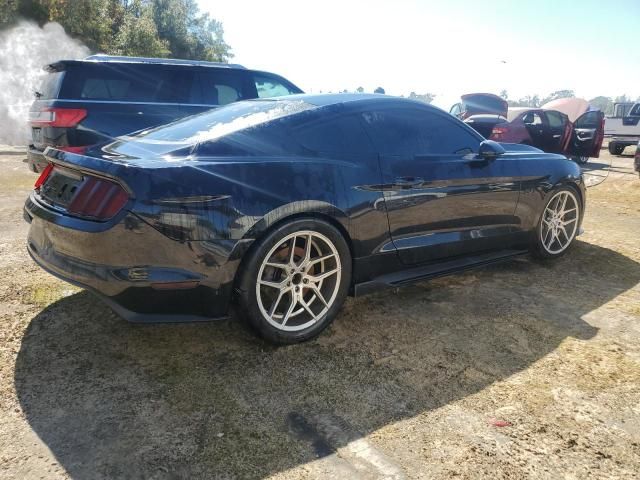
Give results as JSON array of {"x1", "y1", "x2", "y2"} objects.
[
  {"x1": 567, "y1": 110, "x2": 605, "y2": 158},
  {"x1": 522, "y1": 111, "x2": 547, "y2": 150},
  {"x1": 360, "y1": 106, "x2": 521, "y2": 265},
  {"x1": 543, "y1": 110, "x2": 571, "y2": 153}
]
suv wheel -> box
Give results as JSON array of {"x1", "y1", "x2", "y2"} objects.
[{"x1": 237, "y1": 218, "x2": 351, "y2": 344}]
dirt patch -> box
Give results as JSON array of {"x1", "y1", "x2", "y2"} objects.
[{"x1": 0, "y1": 151, "x2": 639, "y2": 479}]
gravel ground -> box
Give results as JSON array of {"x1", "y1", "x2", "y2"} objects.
[{"x1": 0, "y1": 148, "x2": 639, "y2": 479}]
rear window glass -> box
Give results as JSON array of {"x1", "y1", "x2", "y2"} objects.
[
  {"x1": 58, "y1": 64, "x2": 248, "y2": 105},
  {"x1": 36, "y1": 72, "x2": 63, "y2": 99},
  {"x1": 104, "y1": 100, "x2": 315, "y2": 157},
  {"x1": 462, "y1": 96, "x2": 506, "y2": 115}
]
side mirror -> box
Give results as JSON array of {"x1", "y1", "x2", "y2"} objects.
[{"x1": 478, "y1": 140, "x2": 505, "y2": 160}]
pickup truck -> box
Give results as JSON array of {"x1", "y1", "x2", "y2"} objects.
[{"x1": 605, "y1": 102, "x2": 640, "y2": 155}]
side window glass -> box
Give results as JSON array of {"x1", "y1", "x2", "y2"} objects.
[
  {"x1": 254, "y1": 73, "x2": 296, "y2": 98},
  {"x1": 575, "y1": 111, "x2": 601, "y2": 129},
  {"x1": 361, "y1": 108, "x2": 480, "y2": 156},
  {"x1": 194, "y1": 71, "x2": 245, "y2": 105},
  {"x1": 288, "y1": 112, "x2": 373, "y2": 154},
  {"x1": 546, "y1": 111, "x2": 564, "y2": 129}
]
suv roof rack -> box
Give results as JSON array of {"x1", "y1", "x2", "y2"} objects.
[{"x1": 82, "y1": 54, "x2": 246, "y2": 69}]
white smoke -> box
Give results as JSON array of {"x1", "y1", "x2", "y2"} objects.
[{"x1": 0, "y1": 21, "x2": 90, "y2": 146}]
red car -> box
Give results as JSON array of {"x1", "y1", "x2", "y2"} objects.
[{"x1": 453, "y1": 94, "x2": 605, "y2": 164}]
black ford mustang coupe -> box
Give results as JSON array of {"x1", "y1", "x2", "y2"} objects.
[{"x1": 25, "y1": 94, "x2": 585, "y2": 344}]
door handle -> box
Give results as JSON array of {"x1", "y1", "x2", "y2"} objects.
[
  {"x1": 394, "y1": 176, "x2": 424, "y2": 188},
  {"x1": 553, "y1": 134, "x2": 561, "y2": 138}
]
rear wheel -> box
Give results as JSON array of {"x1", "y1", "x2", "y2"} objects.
[
  {"x1": 236, "y1": 218, "x2": 351, "y2": 344},
  {"x1": 608, "y1": 142, "x2": 625, "y2": 155},
  {"x1": 532, "y1": 188, "x2": 581, "y2": 259}
]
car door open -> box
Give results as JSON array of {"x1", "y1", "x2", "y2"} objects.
[{"x1": 568, "y1": 110, "x2": 605, "y2": 158}]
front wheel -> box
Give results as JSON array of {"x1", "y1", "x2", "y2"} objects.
[
  {"x1": 236, "y1": 218, "x2": 351, "y2": 344},
  {"x1": 532, "y1": 188, "x2": 581, "y2": 259},
  {"x1": 572, "y1": 156, "x2": 589, "y2": 165}
]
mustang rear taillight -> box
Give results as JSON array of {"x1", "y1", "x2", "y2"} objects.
[
  {"x1": 34, "y1": 163, "x2": 54, "y2": 190},
  {"x1": 29, "y1": 108, "x2": 87, "y2": 127},
  {"x1": 67, "y1": 176, "x2": 129, "y2": 220}
]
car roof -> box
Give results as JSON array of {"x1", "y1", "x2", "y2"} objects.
[
  {"x1": 47, "y1": 54, "x2": 247, "y2": 71},
  {"x1": 272, "y1": 93, "x2": 443, "y2": 110}
]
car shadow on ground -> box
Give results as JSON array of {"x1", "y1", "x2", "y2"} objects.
[{"x1": 14, "y1": 241, "x2": 640, "y2": 478}]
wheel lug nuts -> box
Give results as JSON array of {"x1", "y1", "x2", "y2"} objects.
[{"x1": 303, "y1": 278, "x2": 308, "y2": 284}]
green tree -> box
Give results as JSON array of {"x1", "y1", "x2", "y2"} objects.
[
  {"x1": 151, "y1": 0, "x2": 232, "y2": 61},
  {"x1": 0, "y1": 0, "x2": 232, "y2": 62},
  {"x1": 541, "y1": 89, "x2": 575, "y2": 105},
  {"x1": 356, "y1": 86, "x2": 364, "y2": 93},
  {"x1": 114, "y1": 0, "x2": 169, "y2": 57},
  {"x1": 499, "y1": 89, "x2": 508, "y2": 100},
  {"x1": 374, "y1": 86, "x2": 385, "y2": 94},
  {"x1": 408, "y1": 91, "x2": 435, "y2": 104},
  {"x1": 589, "y1": 96, "x2": 613, "y2": 115}
]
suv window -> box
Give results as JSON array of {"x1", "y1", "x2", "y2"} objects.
[
  {"x1": 361, "y1": 107, "x2": 481, "y2": 156},
  {"x1": 629, "y1": 104, "x2": 640, "y2": 116},
  {"x1": 60, "y1": 64, "x2": 195, "y2": 103},
  {"x1": 36, "y1": 72, "x2": 63, "y2": 99},
  {"x1": 191, "y1": 71, "x2": 247, "y2": 105},
  {"x1": 254, "y1": 73, "x2": 298, "y2": 98},
  {"x1": 449, "y1": 103, "x2": 462, "y2": 118}
]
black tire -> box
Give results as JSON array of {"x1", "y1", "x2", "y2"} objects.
[
  {"x1": 572, "y1": 156, "x2": 589, "y2": 165},
  {"x1": 531, "y1": 187, "x2": 582, "y2": 260},
  {"x1": 608, "y1": 142, "x2": 625, "y2": 155},
  {"x1": 236, "y1": 218, "x2": 352, "y2": 344}
]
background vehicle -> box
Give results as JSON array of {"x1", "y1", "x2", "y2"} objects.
[
  {"x1": 605, "y1": 102, "x2": 640, "y2": 155},
  {"x1": 487, "y1": 107, "x2": 604, "y2": 164},
  {"x1": 25, "y1": 94, "x2": 585, "y2": 344},
  {"x1": 449, "y1": 93, "x2": 508, "y2": 121},
  {"x1": 27, "y1": 55, "x2": 302, "y2": 172}
]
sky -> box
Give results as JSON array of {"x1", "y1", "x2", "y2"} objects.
[{"x1": 199, "y1": 0, "x2": 640, "y2": 109}]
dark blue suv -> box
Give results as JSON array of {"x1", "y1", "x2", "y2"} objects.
[{"x1": 27, "y1": 55, "x2": 303, "y2": 172}]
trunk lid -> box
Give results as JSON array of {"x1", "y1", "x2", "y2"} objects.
[{"x1": 460, "y1": 93, "x2": 508, "y2": 119}]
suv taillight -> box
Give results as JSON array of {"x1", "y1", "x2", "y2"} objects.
[
  {"x1": 67, "y1": 176, "x2": 129, "y2": 219},
  {"x1": 29, "y1": 108, "x2": 87, "y2": 127}
]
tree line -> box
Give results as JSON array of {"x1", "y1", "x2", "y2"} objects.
[
  {"x1": 500, "y1": 89, "x2": 639, "y2": 115},
  {"x1": 0, "y1": 0, "x2": 232, "y2": 62}
]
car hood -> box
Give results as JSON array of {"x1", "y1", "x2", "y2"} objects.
[
  {"x1": 541, "y1": 98, "x2": 589, "y2": 122},
  {"x1": 461, "y1": 93, "x2": 508, "y2": 117}
]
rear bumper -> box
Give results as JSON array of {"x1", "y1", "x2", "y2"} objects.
[{"x1": 24, "y1": 193, "x2": 250, "y2": 322}]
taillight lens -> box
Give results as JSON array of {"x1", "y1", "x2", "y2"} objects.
[
  {"x1": 67, "y1": 176, "x2": 129, "y2": 219},
  {"x1": 29, "y1": 108, "x2": 87, "y2": 127},
  {"x1": 491, "y1": 126, "x2": 508, "y2": 137},
  {"x1": 34, "y1": 163, "x2": 54, "y2": 190}
]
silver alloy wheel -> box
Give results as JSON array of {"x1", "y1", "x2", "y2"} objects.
[
  {"x1": 256, "y1": 230, "x2": 342, "y2": 332},
  {"x1": 540, "y1": 190, "x2": 580, "y2": 255}
]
